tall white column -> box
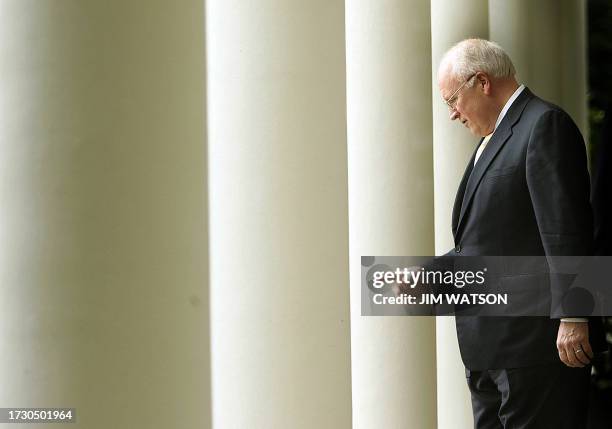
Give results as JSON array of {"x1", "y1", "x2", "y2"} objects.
[
  {"x1": 489, "y1": 0, "x2": 588, "y2": 137},
  {"x1": 206, "y1": 1, "x2": 352, "y2": 428},
  {"x1": 0, "y1": 1, "x2": 210, "y2": 429},
  {"x1": 431, "y1": 1, "x2": 489, "y2": 428},
  {"x1": 489, "y1": 0, "x2": 560, "y2": 99},
  {"x1": 560, "y1": 0, "x2": 588, "y2": 140},
  {"x1": 346, "y1": 1, "x2": 437, "y2": 428}
]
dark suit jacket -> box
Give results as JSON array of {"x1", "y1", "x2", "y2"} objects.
[
  {"x1": 450, "y1": 87, "x2": 605, "y2": 370},
  {"x1": 592, "y1": 101, "x2": 612, "y2": 255}
]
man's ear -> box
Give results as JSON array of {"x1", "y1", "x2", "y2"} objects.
[{"x1": 477, "y1": 72, "x2": 491, "y2": 95}]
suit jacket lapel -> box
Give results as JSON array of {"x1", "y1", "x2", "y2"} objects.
[{"x1": 454, "y1": 88, "x2": 533, "y2": 241}]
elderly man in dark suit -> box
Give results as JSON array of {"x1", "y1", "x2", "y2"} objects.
[{"x1": 436, "y1": 38, "x2": 604, "y2": 429}]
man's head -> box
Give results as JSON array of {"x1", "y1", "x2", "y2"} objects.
[{"x1": 437, "y1": 39, "x2": 519, "y2": 137}]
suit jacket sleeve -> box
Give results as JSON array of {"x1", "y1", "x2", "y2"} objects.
[{"x1": 525, "y1": 109, "x2": 594, "y2": 318}]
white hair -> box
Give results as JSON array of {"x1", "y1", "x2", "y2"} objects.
[{"x1": 438, "y1": 38, "x2": 516, "y2": 86}]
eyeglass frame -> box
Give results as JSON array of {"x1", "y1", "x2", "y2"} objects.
[{"x1": 443, "y1": 73, "x2": 477, "y2": 111}]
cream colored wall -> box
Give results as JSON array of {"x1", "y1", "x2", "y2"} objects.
[{"x1": 0, "y1": 1, "x2": 210, "y2": 428}]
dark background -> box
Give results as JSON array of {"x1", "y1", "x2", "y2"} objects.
[{"x1": 587, "y1": 0, "x2": 612, "y2": 426}]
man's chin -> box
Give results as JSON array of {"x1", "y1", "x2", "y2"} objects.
[
  {"x1": 461, "y1": 122, "x2": 483, "y2": 137},
  {"x1": 468, "y1": 126, "x2": 487, "y2": 137}
]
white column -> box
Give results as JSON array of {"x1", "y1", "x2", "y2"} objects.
[
  {"x1": 346, "y1": 1, "x2": 437, "y2": 428},
  {"x1": 431, "y1": 1, "x2": 489, "y2": 428},
  {"x1": 489, "y1": 0, "x2": 588, "y2": 137},
  {"x1": 206, "y1": 1, "x2": 352, "y2": 428},
  {"x1": 0, "y1": 1, "x2": 210, "y2": 429},
  {"x1": 489, "y1": 0, "x2": 560, "y2": 102},
  {"x1": 560, "y1": 0, "x2": 588, "y2": 139}
]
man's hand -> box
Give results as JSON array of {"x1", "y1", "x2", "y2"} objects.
[
  {"x1": 557, "y1": 321, "x2": 593, "y2": 367},
  {"x1": 391, "y1": 266, "x2": 423, "y2": 296}
]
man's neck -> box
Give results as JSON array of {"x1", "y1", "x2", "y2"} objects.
[
  {"x1": 481, "y1": 80, "x2": 520, "y2": 136},
  {"x1": 494, "y1": 80, "x2": 520, "y2": 112}
]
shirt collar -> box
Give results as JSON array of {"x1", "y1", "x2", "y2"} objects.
[{"x1": 493, "y1": 84, "x2": 525, "y2": 132}]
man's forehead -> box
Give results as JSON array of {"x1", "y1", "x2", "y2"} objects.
[
  {"x1": 438, "y1": 72, "x2": 458, "y2": 98},
  {"x1": 437, "y1": 63, "x2": 454, "y2": 84}
]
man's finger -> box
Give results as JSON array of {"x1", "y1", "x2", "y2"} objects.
[
  {"x1": 558, "y1": 349, "x2": 573, "y2": 367},
  {"x1": 581, "y1": 341, "x2": 594, "y2": 360},
  {"x1": 391, "y1": 284, "x2": 400, "y2": 296},
  {"x1": 561, "y1": 347, "x2": 582, "y2": 367},
  {"x1": 567, "y1": 346, "x2": 586, "y2": 367},
  {"x1": 393, "y1": 283, "x2": 409, "y2": 296},
  {"x1": 573, "y1": 346, "x2": 591, "y2": 365}
]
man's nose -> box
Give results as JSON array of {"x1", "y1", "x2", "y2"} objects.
[{"x1": 450, "y1": 109, "x2": 459, "y2": 121}]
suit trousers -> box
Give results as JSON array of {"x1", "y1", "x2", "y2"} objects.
[{"x1": 466, "y1": 362, "x2": 590, "y2": 429}]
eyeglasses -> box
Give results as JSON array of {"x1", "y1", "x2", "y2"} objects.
[{"x1": 443, "y1": 73, "x2": 476, "y2": 111}]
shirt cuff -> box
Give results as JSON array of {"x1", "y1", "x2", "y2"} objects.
[{"x1": 561, "y1": 318, "x2": 588, "y2": 322}]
